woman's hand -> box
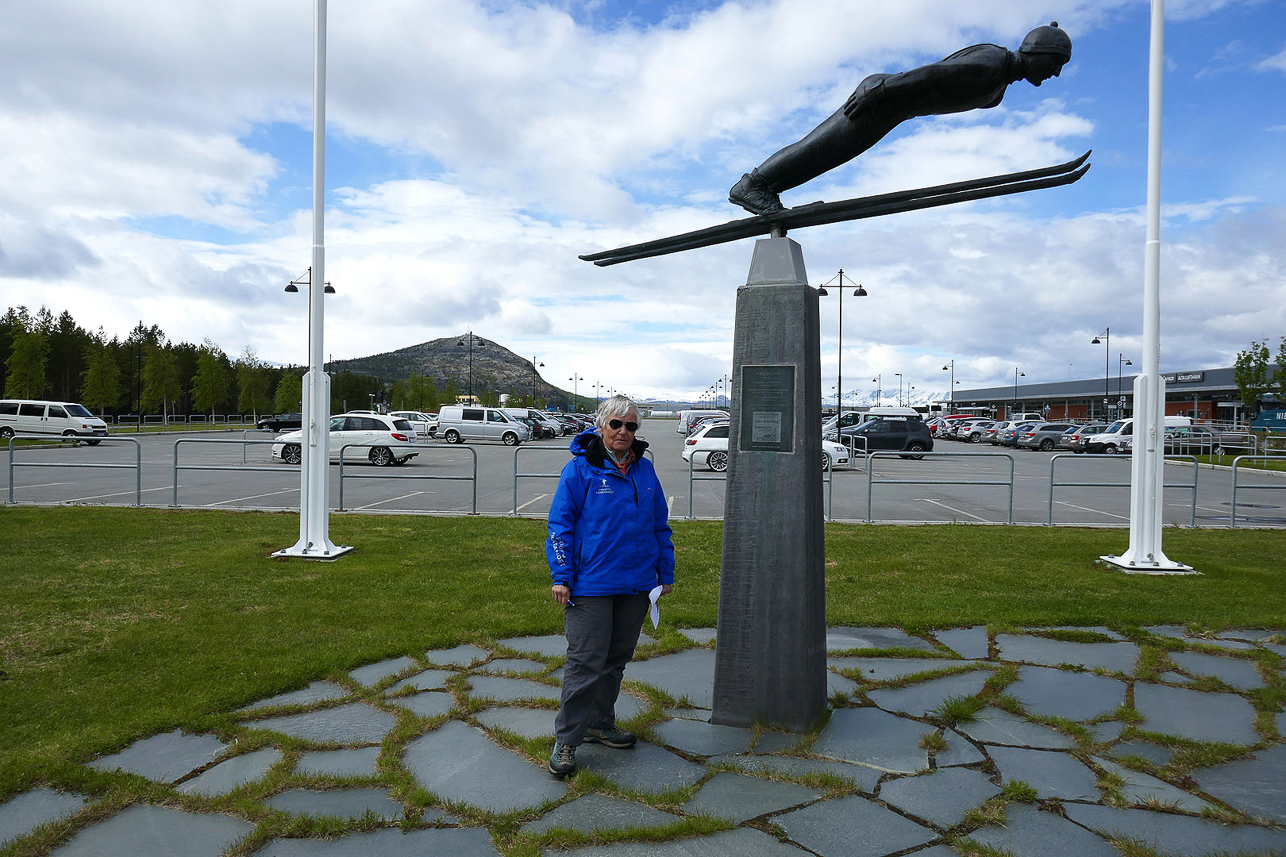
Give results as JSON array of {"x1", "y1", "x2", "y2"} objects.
[
  {"x1": 551, "y1": 585, "x2": 571, "y2": 605},
  {"x1": 660, "y1": 584, "x2": 672, "y2": 596}
]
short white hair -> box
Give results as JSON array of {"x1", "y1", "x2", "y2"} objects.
[{"x1": 595, "y1": 394, "x2": 640, "y2": 429}]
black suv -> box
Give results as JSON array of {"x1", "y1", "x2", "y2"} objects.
[
  {"x1": 835, "y1": 417, "x2": 934, "y2": 459},
  {"x1": 257, "y1": 413, "x2": 302, "y2": 432}
]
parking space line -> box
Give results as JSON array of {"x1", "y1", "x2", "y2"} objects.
[
  {"x1": 13, "y1": 481, "x2": 73, "y2": 489},
  {"x1": 917, "y1": 498, "x2": 991, "y2": 522},
  {"x1": 516, "y1": 493, "x2": 550, "y2": 512},
  {"x1": 205, "y1": 488, "x2": 299, "y2": 507},
  {"x1": 1054, "y1": 500, "x2": 1129, "y2": 521},
  {"x1": 64, "y1": 486, "x2": 170, "y2": 502},
  {"x1": 352, "y1": 492, "x2": 425, "y2": 511}
]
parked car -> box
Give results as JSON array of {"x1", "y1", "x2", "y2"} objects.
[
  {"x1": 999, "y1": 422, "x2": 1037, "y2": 447},
  {"x1": 271, "y1": 412, "x2": 419, "y2": 466},
  {"x1": 257, "y1": 412, "x2": 303, "y2": 433},
  {"x1": 389, "y1": 410, "x2": 437, "y2": 440},
  {"x1": 835, "y1": 417, "x2": 933, "y2": 459},
  {"x1": 683, "y1": 422, "x2": 850, "y2": 471},
  {"x1": 0, "y1": 399, "x2": 109, "y2": 443},
  {"x1": 1163, "y1": 425, "x2": 1221, "y2": 455},
  {"x1": 1083, "y1": 416, "x2": 1191, "y2": 455},
  {"x1": 958, "y1": 419, "x2": 995, "y2": 443},
  {"x1": 1016, "y1": 422, "x2": 1078, "y2": 451},
  {"x1": 984, "y1": 421, "x2": 1011, "y2": 445},
  {"x1": 436, "y1": 405, "x2": 531, "y2": 445},
  {"x1": 1064, "y1": 424, "x2": 1106, "y2": 453},
  {"x1": 678, "y1": 409, "x2": 727, "y2": 434}
]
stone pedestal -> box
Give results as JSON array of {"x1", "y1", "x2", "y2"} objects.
[{"x1": 711, "y1": 237, "x2": 827, "y2": 731}]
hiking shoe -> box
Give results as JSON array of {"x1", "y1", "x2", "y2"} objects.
[
  {"x1": 548, "y1": 742, "x2": 577, "y2": 776},
  {"x1": 729, "y1": 171, "x2": 784, "y2": 216},
  {"x1": 584, "y1": 725, "x2": 637, "y2": 748}
]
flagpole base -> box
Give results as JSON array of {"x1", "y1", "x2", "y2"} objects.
[
  {"x1": 272, "y1": 540, "x2": 353, "y2": 561},
  {"x1": 1099, "y1": 553, "x2": 1198, "y2": 576}
]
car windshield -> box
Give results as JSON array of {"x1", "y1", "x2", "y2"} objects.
[
  {"x1": 1104, "y1": 421, "x2": 1126, "y2": 434},
  {"x1": 66, "y1": 404, "x2": 94, "y2": 417}
]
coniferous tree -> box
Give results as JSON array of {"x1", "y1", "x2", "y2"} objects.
[
  {"x1": 235, "y1": 347, "x2": 271, "y2": 417},
  {"x1": 4, "y1": 326, "x2": 49, "y2": 399},
  {"x1": 80, "y1": 328, "x2": 122, "y2": 414},
  {"x1": 191, "y1": 339, "x2": 231, "y2": 417},
  {"x1": 141, "y1": 342, "x2": 182, "y2": 424}
]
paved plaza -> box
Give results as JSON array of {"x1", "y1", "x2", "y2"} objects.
[{"x1": 3, "y1": 626, "x2": 1285, "y2": 856}]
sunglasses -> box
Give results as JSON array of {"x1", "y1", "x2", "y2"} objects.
[{"x1": 607, "y1": 419, "x2": 639, "y2": 432}]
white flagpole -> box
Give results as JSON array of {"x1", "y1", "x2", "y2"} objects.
[
  {"x1": 1102, "y1": 0, "x2": 1192, "y2": 574},
  {"x1": 276, "y1": 0, "x2": 350, "y2": 559}
]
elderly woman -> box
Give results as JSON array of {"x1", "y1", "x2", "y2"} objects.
[{"x1": 545, "y1": 395, "x2": 674, "y2": 777}]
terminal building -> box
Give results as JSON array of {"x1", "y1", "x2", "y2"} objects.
[{"x1": 948, "y1": 365, "x2": 1273, "y2": 425}]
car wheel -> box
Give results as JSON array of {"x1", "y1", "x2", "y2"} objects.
[
  {"x1": 0, "y1": 427, "x2": 13, "y2": 440},
  {"x1": 369, "y1": 446, "x2": 394, "y2": 466},
  {"x1": 283, "y1": 444, "x2": 302, "y2": 465},
  {"x1": 1040, "y1": 439, "x2": 1055, "y2": 451},
  {"x1": 86, "y1": 439, "x2": 102, "y2": 446},
  {"x1": 822, "y1": 452, "x2": 831, "y2": 471},
  {"x1": 444, "y1": 429, "x2": 461, "y2": 444},
  {"x1": 502, "y1": 431, "x2": 519, "y2": 446},
  {"x1": 902, "y1": 442, "x2": 927, "y2": 460},
  {"x1": 61, "y1": 431, "x2": 81, "y2": 445},
  {"x1": 707, "y1": 451, "x2": 728, "y2": 472},
  {"x1": 1105, "y1": 444, "x2": 1118, "y2": 455}
]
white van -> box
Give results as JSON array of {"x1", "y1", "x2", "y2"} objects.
[
  {"x1": 1083, "y1": 415, "x2": 1191, "y2": 455},
  {"x1": 678, "y1": 409, "x2": 727, "y2": 434},
  {"x1": 0, "y1": 399, "x2": 109, "y2": 444},
  {"x1": 823, "y1": 406, "x2": 920, "y2": 433},
  {"x1": 436, "y1": 405, "x2": 531, "y2": 445}
]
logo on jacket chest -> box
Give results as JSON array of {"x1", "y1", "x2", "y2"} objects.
[{"x1": 595, "y1": 476, "x2": 614, "y2": 495}]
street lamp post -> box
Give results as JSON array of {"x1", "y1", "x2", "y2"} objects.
[
  {"x1": 818, "y1": 269, "x2": 867, "y2": 416},
  {"x1": 871, "y1": 375, "x2": 881, "y2": 407},
  {"x1": 1091, "y1": 328, "x2": 1110, "y2": 420},
  {"x1": 1118, "y1": 354, "x2": 1132, "y2": 417},
  {"x1": 530, "y1": 356, "x2": 544, "y2": 406},
  {"x1": 458, "y1": 332, "x2": 486, "y2": 403},
  {"x1": 895, "y1": 373, "x2": 903, "y2": 406},
  {"x1": 568, "y1": 373, "x2": 583, "y2": 412},
  {"x1": 1013, "y1": 367, "x2": 1025, "y2": 418},
  {"x1": 942, "y1": 360, "x2": 954, "y2": 409}
]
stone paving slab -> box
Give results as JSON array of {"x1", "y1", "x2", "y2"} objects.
[
  {"x1": 475, "y1": 706, "x2": 558, "y2": 740},
  {"x1": 877, "y1": 767, "x2": 1001, "y2": 829},
  {"x1": 87, "y1": 729, "x2": 229, "y2": 783},
  {"x1": 986, "y1": 746, "x2": 1099, "y2": 800},
  {"x1": 825, "y1": 627, "x2": 935, "y2": 653},
  {"x1": 241, "y1": 681, "x2": 349, "y2": 712},
  {"x1": 965, "y1": 803, "x2": 1120, "y2": 857},
  {"x1": 479, "y1": 658, "x2": 548, "y2": 674},
  {"x1": 810, "y1": 708, "x2": 928, "y2": 773},
  {"x1": 1008, "y1": 665, "x2": 1126, "y2": 721},
  {"x1": 934, "y1": 730, "x2": 986, "y2": 767},
  {"x1": 1108, "y1": 740, "x2": 1176, "y2": 767},
  {"x1": 0, "y1": 788, "x2": 88, "y2": 847},
  {"x1": 49, "y1": 805, "x2": 254, "y2": 857},
  {"x1": 1186, "y1": 636, "x2": 1255, "y2": 651},
  {"x1": 654, "y1": 719, "x2": 755, "y2": 757},
  {"x1": 1046, "y1": 626, "x2": 1126, "y2": 640},
  {"x1": 682, "y1": 772, "x2": 820, "y2": 824},
  {"x1": 295, "y1": 747, "x2": 381, "y2": 778},
  {"x1": 954, "y1": 706, "x2": 1077, "y2": 749},
  {"x1": 1090, "y1": 756, "x2": 1212, "y2": 814},
  {"x1": 614, "y1": 691, "x2": 646, "y2": 723},
  {"x1": 404, "y1": 720, "x2": 565, "y2": 812},
  {"x1": 498, "y1": 634, "x2": 567, "y2": 658},
  {"x1": 996, "y1": 634, "x2": 1140, "y2": 674},
  {"x1": 387, "y1": 669, "x2": 456, "y2": 693},
  {"x1": 1063, "y1": 803, "x2": 1286, "y2": 857},
  {"x1": 1168, "y1": 650, "x2": 1264, "y2": 690},
  {"x1": 249, "y1": 702, "x2": 397, "y2": 745},
  {"x1": 176, "y1": 747, "x2": 282, "y2": 797},
  {"x1": 254, "y1": 826, "x2": 499, "y2": 856},
  {"x1": 521, "y1": 793, "x2": 681, "y2": 835},
  {"x1": 1216, "y1": 629, "x2": 1280, "y2": 642},
  {"x1": 348, "y1": 656, "x2": 419, "y2": 687},
  {"x1": 866, "y1": 670, "x2": 991, "y2": 718},
  {"x1": 932, "y1": 626, "x2": 989, "y2": 659},
  {"x1": 541, "y1": 827, "x2": 807, "y2": 856},
  {"x1": 265, "y1": 788, "x2": 404, "y2": 821},
  {"x1": 465, "y1": 676, "x2": 561, "y2": 703},
  {"x1": 825, "y1": 671, "x2": 859, "y2": 698},
  {"x1": 1086, "y1": 721, "x2": 1126, "y2": 742},
  {"x1": 387, "y1": 690, "x2": 456, "y2": 718},
  {"x1": 1192, "y1": 743, "x2": 1286, "y2": 823},
  {"x1": 1133, "y1": 682, "x2": 1259, "y2": 744},
  {"x1": 705, "y1": 754, "x2": 884, "y2": 792},
  {"x1": 575, "y1": 741, "x2": 706, "y2": 794},
  {"x1": 828, "y1": 657, "x2": 976, "y2": 683},
  {"x1": 751, "y1": 731, "x2": 804, "y2": 754},
  {"x1": 679, "y1": 627, "x2": 717, "y2": 644},
  {"x1": 624, "y1": 648, "x2": 715, "y2": 708},
  {"x1": 776, "y1": 794, "x2": 937, "y2": 857},
  {"x1": 425, "y1": 643, "x2": 490, "y2": 666}
]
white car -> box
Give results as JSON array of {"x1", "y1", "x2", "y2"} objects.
[
  {"x1": 390, "y1": 410, "x2": 437, "y2": 440},
  {"x1": 271, "y1": 412, "x2": 419, "y2": 467},
  {"x1": 682, "y1": 422, "x2": 850, "y2": 472}
]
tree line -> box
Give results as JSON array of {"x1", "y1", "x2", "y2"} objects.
[{"x1": 1233, "y1": 336, "x2": 1286, "y2": 415}]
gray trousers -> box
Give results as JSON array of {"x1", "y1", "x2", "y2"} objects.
[{"x1": 555, "y1": 593, "x2": 650, "y2": 746}]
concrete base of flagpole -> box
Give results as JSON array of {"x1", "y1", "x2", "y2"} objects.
[
  {"x1": 1099, "y1": 555, "x2": 1197, "y2": 575},
  {"x1": 272, "y1": 543, "x2": 353, "y2": 561}
]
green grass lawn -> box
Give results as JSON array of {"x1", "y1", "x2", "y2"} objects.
[{"x1": 1, "y1": 506, "x2": 1283, "y2": 801}]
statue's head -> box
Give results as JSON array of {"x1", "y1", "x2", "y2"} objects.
[{"x1": 1018, "y1": 21, "x2": 1071, "y2": 86}]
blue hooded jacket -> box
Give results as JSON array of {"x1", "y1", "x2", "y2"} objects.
[{"x1": 546, "y1": 428, "x2": 675, "y2": 597}]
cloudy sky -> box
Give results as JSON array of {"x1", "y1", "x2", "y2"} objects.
[{"x1": 2, "y1": 0, "x2": 1283, "y2": 403}]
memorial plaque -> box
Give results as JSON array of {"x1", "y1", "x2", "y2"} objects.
[{"x1": 739, "y1": 365, "x2": 795, "y2": 453}]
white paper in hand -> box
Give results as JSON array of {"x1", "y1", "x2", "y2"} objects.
[{"x1": 648, "y1": 585, "x2": 663, "y2": 629}]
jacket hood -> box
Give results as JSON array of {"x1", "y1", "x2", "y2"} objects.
[{"x1": 569, "y1": 427, "x2": 648, "y2": 468}]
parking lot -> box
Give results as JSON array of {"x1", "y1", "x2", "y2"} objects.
[{"x1": 4, "y1": 418, "x2": 1284, "y2": 528}]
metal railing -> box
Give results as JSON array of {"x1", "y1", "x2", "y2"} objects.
[
  {"x1": 172, "y1": 438, "x2": 295, "y2": 506},
  {"x1": 1229, "y1": 454, "x2": 1286, "y2": 528},
  {"x1": 7, "y1": 435, "x2": 142, "y2": 506},
  {"x1": 867, "y1": 451, "x2": 1015, "y2": 524},
  {"x1": 1047, "y1": 453, "x2": 1198, "y2": 527},
  {"x1": 685, "y1": 453, "x2": 726, "y2": 519},
  {"x1": 338, "y1": 443, "x2": 478, "y2": 514},
  {"x1": 513, "y1": 446, "x2": 654, "y2": 516}
]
